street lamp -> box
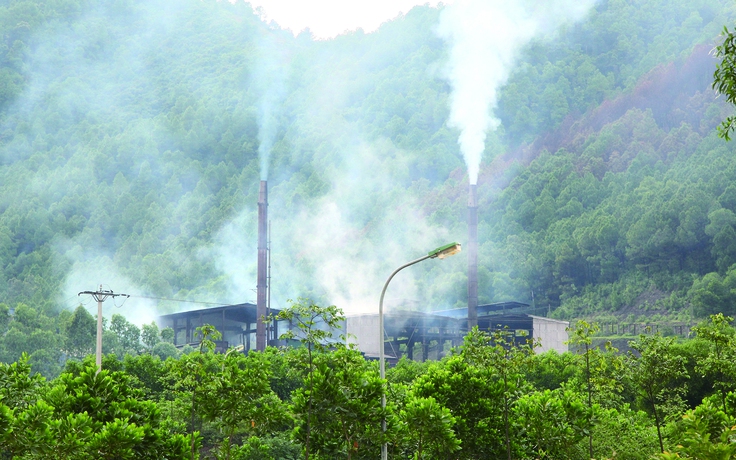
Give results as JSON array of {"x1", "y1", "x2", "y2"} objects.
[{"x1": 379, "y1": 242, "x2": 461, "y2": 460}]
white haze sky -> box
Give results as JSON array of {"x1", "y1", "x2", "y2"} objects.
[{"x1": 246, "y1": 0, "x2": 446, "y2": 39}]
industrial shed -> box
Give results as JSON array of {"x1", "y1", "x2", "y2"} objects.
[
  {"x1": 156, "y1": 303, "x2": 281, "y2": 352},
  {"x1": 156, "y1": 301, "x2": 568, "y2": 358},
  {"x1": 345, "y1": 312, "x2": 465, "y2": 362},
  {"x1": 432, "y1": 302, "x2": 569, "y2": 353}
]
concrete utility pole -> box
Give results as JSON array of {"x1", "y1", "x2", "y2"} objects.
[{"x1": 78, "y1": 286, "x2": 129, "y2": 374}]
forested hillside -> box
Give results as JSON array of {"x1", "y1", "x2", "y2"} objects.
[{"x1": 0, "y1": 0, "x2": 735, "y2": 362}]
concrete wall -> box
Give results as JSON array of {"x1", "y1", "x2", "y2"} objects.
[
  {"x1": 531, "y1": 315, "x2": 569, "y2": 353},
  {"x1": 346, "y1": 315, "x2": 380, "y2": 357}
]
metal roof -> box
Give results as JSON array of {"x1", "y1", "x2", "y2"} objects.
[
  {"x1": 433, "y1": 301, "x2": 531, "y2": 318},
  {"x1": 157, "y1": 302, "x2": 279, "y2": 324}
]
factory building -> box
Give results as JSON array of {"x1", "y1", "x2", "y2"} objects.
[
  {"x1": 157, "y1": 301, "x2": 568, "y2": 360},
  {"x1": 156, "y1": 174, "x2": 570, "y2": 360},
  {"x1": 156, "y1": 303, "x2": 282, "y2": 353}
]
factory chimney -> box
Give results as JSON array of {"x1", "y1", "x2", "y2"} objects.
[
  {"x1": 468, "y1": 184, "x2": 478, "y2": 330},
  {"x1": 257, "y1": 181, "x2": 268, "y2": 351}
]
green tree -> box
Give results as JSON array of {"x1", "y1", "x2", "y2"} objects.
[
  {"x1": 2, "y1": 362, "x2": 194, "y2": 459},
  {"x1": 412, "y1": 354, "x2": 505, "y2": 459},
  {"x1": 200, "y1": 350, "x2": 288, "y2": 460},
  {"x1": 161, "y1": 327, "x2": 175, "y2": 344},
  {"x1": 167, "y1": 323, "x2": 222, "y2": 460},
  {"x1": 0, "y1": 353, "x2": 44, "y2": 412},
  {"x1": 461, "y1": 327, "x2": 537, "y2": 460},
  {"x1": 64, "y1": 305, "x2": 95, "y2": 360},
  {"x1": 713, "y1": 26, "x2": 736, "y2": 140},
  {"x1": 272, "y1": 299, "x2": 345, "y2": 460},
  {"x1": 292, "y1": 346, "x2": 383, "y2": 459},
  {"x1": 398, "y1": 395, "x2": 460, "y2": 459},
  {"x1": 152, "y1": 341, "x2": 181, "y2": 360},
  {"x1": 141, "y1": 321, "x2": 161, "y2": 349},
  {"x1": 692, "y1": 314, "x2": 736, "y2": 412},
  {"x1": 659, "y1": 407, "x2": 736, "y2": 460},
  {"x1": 109, "y1": 314, "x2": 142, "y2": 356},
  {"x1": 566, "y1": 320, "x2": 623, "y2": 459},
  {"x1": 513, "y1": 389, "x2": 588, "y2": 460},
  {"x1": 628, "y1": 332, "x2": 689, "y2": 453}
]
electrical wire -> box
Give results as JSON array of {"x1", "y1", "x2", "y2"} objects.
[
  {"x1": 128, "y1": 294, "x2": 230, "y2": 307},
  {"x1": 112, "y1": 295, "x2": 130, "y2": 308}
]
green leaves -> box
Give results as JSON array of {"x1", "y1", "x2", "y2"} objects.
[
  {"x1": 0, "y1": 360, "x2": 195, "y2": 459},
  {"x1": 713, "y1": 26, "x2": 736, "y2": 141},
  {"x1": 64, "y1": 306, "x2": 95, "y2": 361},
  {"x1": 692, "y1": 314, "x2": 736, "y2": 411},
  {"x1": 628, "y1": 332, "x2": 689, "y2": 452},
  {"x1": 398, "y1": 395, "x2": 460, "y2": 459},
  {"x1": 291, "y1": 347, "x2": 383, "y2": 459},
  {"x1": 273, "y1": 299, "x2": 346, "y2": 354},
  {"x1": 513, "y1": 389, "x2": 588, "y2": 459}
]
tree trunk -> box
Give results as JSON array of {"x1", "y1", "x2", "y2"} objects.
[
  {"x1": 649, "y1": 387, "x2": 664, "y2": 453},
  {"x1": 586, "y1": 344, "x2": 593, "y2": 460},
  {"x1": 305, "y1": 346, "x2": 313, "y2": 460},
  {"x1": 504, "y1": 372, "x2": 511, "y2": 460}
]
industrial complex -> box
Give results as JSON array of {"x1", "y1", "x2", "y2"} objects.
[{"x1": 156, "y1": 180, "x2": 569, "y2": 360}]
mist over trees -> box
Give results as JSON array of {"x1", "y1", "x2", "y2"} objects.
[{"x1": 0, "y1": 0, "x2": 734, "y2": 395}]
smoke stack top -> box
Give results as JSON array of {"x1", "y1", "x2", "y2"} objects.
[{"x1": 438, "y1": 0, "x2": 597, "y2": 185}]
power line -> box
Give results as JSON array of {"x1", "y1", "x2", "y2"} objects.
[{"x1": 128, "y1": 294, "x2": 230, "y2": 307}]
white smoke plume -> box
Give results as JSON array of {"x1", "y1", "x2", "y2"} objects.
[
  {"x1": 59, "y1": 248, "x2": 159, "y2": 328},
  {"x1": 255, "y1": 33, "x2": 291, "y2": 180},
  {"x1": 438, "y1": 0, "x2": 597, "y2": 184}
]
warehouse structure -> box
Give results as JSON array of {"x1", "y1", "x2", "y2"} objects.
[
  {"x1": 345, "y1": 302, "x2": 568, "y2": 361},
  {"x1": 156, "y1": 301, "x2": 568, "y2": 360},
  {"x1": 157, "y1": 303, "x2": 282, "y2": 353}
]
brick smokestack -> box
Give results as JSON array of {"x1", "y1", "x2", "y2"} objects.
[
  {"x1": 257, "y1": 180, "x2": 268, "y2": 351},
  {"x1": 468, "y1": 184, "x2": 478, "y2": 330}
]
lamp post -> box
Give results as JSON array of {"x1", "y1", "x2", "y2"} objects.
[{"x1": 379, "y1": 242, "x2": 461, "y2": 460}]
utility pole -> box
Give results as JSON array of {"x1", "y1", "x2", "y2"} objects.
[{"x1": 78, "y1": 286, "x2": 129, "y2": 374}]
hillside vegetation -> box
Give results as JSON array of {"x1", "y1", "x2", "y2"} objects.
[{"x1": 0, "y1": 0, "x2": 735, "y2": 350}]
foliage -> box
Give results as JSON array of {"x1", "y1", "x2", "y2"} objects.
[
  {"x1": 272, "y1": 299, "x2": 346, "y2": 460},
  {"x1": 513, "y1": 388, "x2": 588, "y2": 460},
  {"x1": 142, "y1": 322, "x2": 161, "y2": 349},
  {"x1": 713, "y1": 26, "x2": 736, "y2": 140},
  {"x1": 461, "y1": 327, "x2": 537, "y2": 460},
  {"x1": 628, "y1": 332, "x2": 689, "y2": 452},
  {"x1": 397, "y1": 395, "x2": 460, "y2": 459},
  {"x1": 0, "y1": 361, "x2": 195, "y2": 459},
  {"x1": 412, "y1": 353, "x2": 505, "y2": 459},
  {"x1": 64, "y1": 305, "x2": 95, "y2": 360},
  {"x1": 660, "y1": 409, "x2": 736, "y2": 459},
  {"x1": 691, "y1": 314, "x2": 736, "y2": 411},
  {"x1": 291, "y1": 346, "x2": 383, "y2": 460},
  {"x1": 566, "y1": 320, "x2": 625, "y2": 458},
  {"x1": 5, "y1": 318, "x2": 736, "y2": 457},
  {"x1": 200, "y1": 351, "x2": 288, "y2": 459},
  {"x1": 591, "y1": 405, "x2": 660, "y2": 460}
]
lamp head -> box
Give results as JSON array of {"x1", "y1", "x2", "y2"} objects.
[{"x1": 428, "y1": 242, "x2": 462, "y2": 259}]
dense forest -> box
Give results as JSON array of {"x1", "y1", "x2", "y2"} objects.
[{"x1": 0, "y1": 0, "x2": 734, "y2": 329}]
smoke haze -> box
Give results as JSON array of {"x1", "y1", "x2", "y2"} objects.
[
  {"x1": 437, "y1": 0, "x2": 597, "y2": 184},
  {"x1": 255, "y1": 33, "x2": 291, "y2": 180}
]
